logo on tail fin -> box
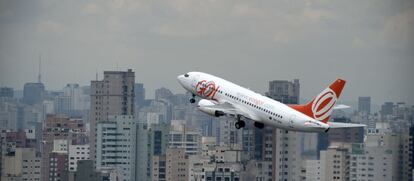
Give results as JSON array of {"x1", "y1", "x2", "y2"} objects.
[
  {"x1": 311, "y1": 88, "x2": 337, "y2": 122},
  {"x1": 288, "y1": 79, "x2": 345, "y2": 123}
]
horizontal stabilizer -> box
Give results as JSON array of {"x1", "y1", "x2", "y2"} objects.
[
  {"x1": 328, "y1": 122, "x2": 366, "y2": 128},
  {"x1": 333, "y1": 104, "x2": 351, "y2": 110}
]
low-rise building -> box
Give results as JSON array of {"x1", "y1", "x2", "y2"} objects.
[{"x1": 1, "y1": 147, "x2": 41, "y2": 181}]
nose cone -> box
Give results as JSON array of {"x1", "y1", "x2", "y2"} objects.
[
  {"x1": 177, "y1": 74, "x2": 185, "y2": 85},
  {"x1": 177, "y1": 74, "x2": 183, "y2": 80}
]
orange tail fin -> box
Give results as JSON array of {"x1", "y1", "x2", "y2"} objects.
[{"x1": 289, "y1": 79, "x2": 346, "y2": 123}]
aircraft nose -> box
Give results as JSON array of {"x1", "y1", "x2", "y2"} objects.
[{"x1": 177, "y1": 74, "x2": 185, "y2": 85}]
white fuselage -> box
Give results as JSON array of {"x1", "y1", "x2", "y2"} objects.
[{"x1": 178, "y1": 72, "x2": 330, "y2": 132}]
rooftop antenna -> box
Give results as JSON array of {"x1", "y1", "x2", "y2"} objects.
[
  {"x1": 96, "y1": 69, "x2": 98, "y2": 80},
  {"x1": 38, "y1": 54, "x2": 42, "y2": 83}
]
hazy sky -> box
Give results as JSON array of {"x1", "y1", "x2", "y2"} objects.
[{"x1": 0, "y1": 0, "x2": 413, "y2": 105}]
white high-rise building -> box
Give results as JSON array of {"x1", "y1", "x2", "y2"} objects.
[
  {"x1": 350, "y1": 145, "x2": 394, "y2": 181},
  {"x1": 96, "y1": 115, "x2": 136, "y2": 181},
  {"x1": 169, "y1": 122, "x2": 201, "y2": 155},
  {"x1": 218, "y1": 119, "x2": 243, "y2": 146},
  {"x1": 147, "y1": 112, "x2": 163, "y2": 126},
  {"x1": 349, "y1": 124, "x2": 401, "y2": 181},
  {"x1": 305, "y1": 160, "x2": 322, "y2": 181},
  {"x1": 68, "y1": 144, "x2": 90, "y2": 172},
  {"x1": 273, "y1": 129, "x2": 302, "y2": 181},
  {"x1": 63, "y1": 83, "x2": 88, "y2": 110}
]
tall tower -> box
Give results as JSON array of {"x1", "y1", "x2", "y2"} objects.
[
  {"x1": 358, "y1": 97, "x2": 371, "y2": 115},
  {"x1": 90, "y1": 69, "x2": 135, "y2": 167},
  {"x1": 38, "y1": 54, "x2": 42, "y2": 83}
]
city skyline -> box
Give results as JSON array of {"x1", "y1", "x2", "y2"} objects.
[
  {"x1": 0, "y1": 69, "x2": 412, "y2": 181},
  {"x1": 1, "y1": 69, "x2": 410, "y2": 107},
  {"x1": 0, "y1": 0, "x2": 413, "y2": 104}
]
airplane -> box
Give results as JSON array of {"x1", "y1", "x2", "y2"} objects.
[{"x1": 177, "y1": 72, "x2": 365, "y2": 133}]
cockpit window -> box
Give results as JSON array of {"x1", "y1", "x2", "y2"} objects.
[{"x1": 184, "y1": 73, "x2": 189, "y2": 77}]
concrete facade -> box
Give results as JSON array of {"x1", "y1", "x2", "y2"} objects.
[
  {"x1": 68, "y1": 144, "x2": 90, "y2": 172},
  {"x1": 96, "y1": 115, "x2": 136, "y2": 181},
  {"x1": 90, "y1": 70, "x2": 135, "y2": 164}
]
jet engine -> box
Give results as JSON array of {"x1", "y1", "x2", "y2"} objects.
[{"x1": 197, "y1": 99, "x2": 225, "y2": 117}]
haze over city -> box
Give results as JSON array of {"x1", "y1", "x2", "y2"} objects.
[
  {"x1": 0, "y1": 0, "x2": 413, "y2": 104},
  {"x1": 0, "y1": 1, "x2": 414, "y2": 181}
]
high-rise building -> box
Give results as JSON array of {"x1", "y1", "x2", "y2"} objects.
[
  {"x1": 55, "y1": 93, "x2": 72, "y2": 115},
  {"x1": 49, "y1": 140, "x2": 69, "y2": 181},
  {"x1": 139, "y1": 99, "x2": 172, "y2": 125},
  {"x1": 406, "y1": 126, "x2": 414, "y2": 181},
  {"x1": 135, "y1": 108, "x2": 171, "y2": 180},
  {"x1": 63, "y1": 83, "x2": 87, "y2": 111},
  {"x1": 155, "y1": 87, "x2": 173, "y2": 101},
  {"x1": 135, "y1": 122, "x2": 149, "y2": 181},
  {"x1": 23, "y1": 83, "x2": 45, "y2": 105},
  {"x1": 134, "y1": 83, "x2": 145, "y2": 109},
  {"x1": 136, "y1": 122, "x2": 171, "y2": 181},
  {"x1": 0, "y1": 87, "x2": 13, "y2": 98},
  {"x1": 0, "y1": 98, "x2": 16, "y2": 130},
  {"x1": 152, "y1": 155, "x2": 167, "y2": 181},
  {"x1": 41, "y1": 115, "x2": 87, "y2": 181},
  {"x1": 265, "y1": 79, "x2": 300, "y2": 104},
  {"x1": 96, "y1": 115, "x2": 136, "y2": 181},
  {"x1": 218, "y1": 119, "x2": 243, "y2": 146},
  {"x1": 381, "y1": 102, "x2": 394, "y2": 117},
  {"x1": 349, "y1": 122, "x2": 404, "y2": 181},
  {"x1": 68, "y1": 144, "x2": 90, "y2": 172},
  {"x1": 166, "y1": 148, "x2": 188, "y2": 181},
  {"x1": 304, "y1": 160, "x2": 322, "y2": 181},
  {"x1": 272, "y1": 129, "x2": 303, "y2": 181},
  {"x1": 149, "y1": 123, "x2": 170, "y2": 158},
  {"x1": 0, "y1": 130, "x2": 5, "y2": 177},
  {"x1": 358, "y1": 97, "x2": 371, "y2": 115},
  {"x1": 249, "y1": 126, "x2": 274, "y2": 162},
  {"x1": 169, "y1": 122, "x2": 201, "y2": 155},
  {"x1": 90, "y1": 69, "x2": 135, "y2": 165},
  {"x1": 349, "y1": 143, "x2": 395, "y2": 181},
  {"x1": 266, "y1": 79, "x2": 302, "y2": 181},
  {"x1": 320, "y1": 144, "x2": 350, "y2": 181},
  {"x1": 358, "y1": 123, "x2": 402, "y2": 180}
]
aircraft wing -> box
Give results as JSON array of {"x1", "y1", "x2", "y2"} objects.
[
  {"x1": 201, "y1": 102, "x2": 238, "y2": 114},
  {"x1": 198, "y1": 99, "x2": 258, "y2": 120},
  {"x1": 328, "y1": 122, "x2": 366, "y2": 128}
]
